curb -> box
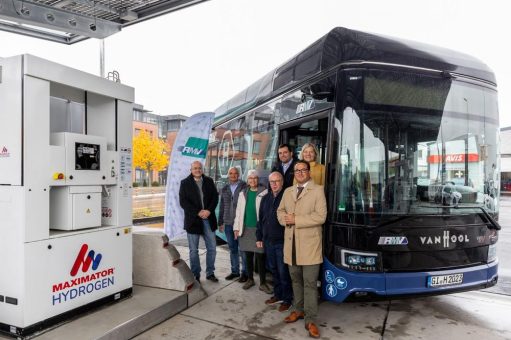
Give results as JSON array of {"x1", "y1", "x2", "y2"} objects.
[{"x1": 133, "y1": 216, "x2": 164, "y2": 225}]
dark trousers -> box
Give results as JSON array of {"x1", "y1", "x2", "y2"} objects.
[
  {"x1": 245, "y1": 251, "x2": 266, "y2": 284},
  {"x1": 266, "y1": 242, "x2": 293, "y2": 304}
]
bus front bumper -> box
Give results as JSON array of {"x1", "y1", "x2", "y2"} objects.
[{"x1": 321, "y1": 257, "x2": 498, "y2": 302}]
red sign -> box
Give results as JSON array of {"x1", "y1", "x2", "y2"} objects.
[
  {"x1": 428, "y1": 153, "x2": 479, "y2": 163},
  {"x1": 0, "y1": 146, "x2": 9, "y2": 157}
]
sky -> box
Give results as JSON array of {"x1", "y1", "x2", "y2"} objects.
[{"x1": 1, "y1": 0, "x2": 510, "y2": 126}]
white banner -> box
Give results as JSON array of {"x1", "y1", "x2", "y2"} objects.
[{"x1": 164, "y1": 112, "x2": 215, "y2": 240}]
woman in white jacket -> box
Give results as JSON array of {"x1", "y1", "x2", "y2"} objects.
[{"x1": 234, "y1": 169, "x2": 270, "y2": 292}]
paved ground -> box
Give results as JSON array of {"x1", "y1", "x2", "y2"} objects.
[
  {"x1": 127, "y1": 196, "x2": 511, "y2": 339},
  {"x1": 131, "y1": 236, "x2": 511, "y2": 340}
]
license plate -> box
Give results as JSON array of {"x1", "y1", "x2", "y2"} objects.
[{"x1": 427, "y1": 273, "x2": 463, "y2": 287}]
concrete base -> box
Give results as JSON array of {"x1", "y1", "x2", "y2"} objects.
[
  {"x1": 32, "y1": 285, "x2": 187, "y2": 340},
  {"x1": 132, "y1": 229, "x2": 208, "y2": 308},
  {"x1": 133, "y1": 231, "x2": 196, "y2": 292}
]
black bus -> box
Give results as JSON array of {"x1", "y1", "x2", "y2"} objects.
[{"x1": 206, "y1": 27, "x2": 500, "y2": 302}]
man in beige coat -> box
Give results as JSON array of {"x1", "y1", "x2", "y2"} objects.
[{"x1": 277, "y1": 160, "x2": 327, "y2": 339}]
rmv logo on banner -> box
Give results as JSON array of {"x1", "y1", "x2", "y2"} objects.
[
  {"x1": 164, "y1": 112, "x2": 215, "y2": 240},
  {"x1": 52, "y1": 244, "x2": 116, "y2": 305},
  {"x1": 178, "y1": 137, "x2": 208, "y2": 158}
]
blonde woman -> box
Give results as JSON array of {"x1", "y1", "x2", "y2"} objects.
[
  {"x1": 233, "y1": 170, "x2": 271, "y2": 293},
  {"x1": 299, "y1": 143, "x2": 325, "y2": 185}
]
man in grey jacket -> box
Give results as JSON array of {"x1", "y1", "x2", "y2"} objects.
[{"x1": 218, "y1": 167, "x2": 248, "y2": 281}]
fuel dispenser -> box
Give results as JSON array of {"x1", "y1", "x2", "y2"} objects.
[{"x1": 0, "y1": 55, "x2": 134, "y2": 337}]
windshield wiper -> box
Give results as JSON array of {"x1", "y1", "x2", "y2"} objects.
[
  {"x1": 478, "y1": 207, "x2": 501, "y2": 230},
  {"x1": 375, "y1": 215, "x2": 412, "y2": 229},
  {"x1": 442, "y1": 205, "x2": 501, "y2": 230}
]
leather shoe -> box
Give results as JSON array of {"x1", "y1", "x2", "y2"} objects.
[
  {"x1": 238, "y1": 275, "x2": 248, "y2": 283},
  {"x1": 206, "y1": 274, "x2": 219, "y2": 282},
  {"x1": 278, "y1": 302, "x2": 291, "y2": 312},
  {"x1": 259, "y1": 283, "x2": 273, "y2": 294},
  {"x1": 305, "y1": 322, "x2": 320, "y2": 338},
  {"x1": 265, "y1": 296, "x2": 281, "y2": 305},
  {"x1": 284, "y1": 311, "x2": 304, "y2": 323},
  {"x1": 225, "y1": 273, "x2": 240, "y2": 280},
  {"x1": 242, "y1": 278, "x2": 255, "y2": 290}
]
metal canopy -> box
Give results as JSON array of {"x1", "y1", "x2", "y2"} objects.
[{"x1": 0, "y1": 0, "x2": 208, "y2": 44}]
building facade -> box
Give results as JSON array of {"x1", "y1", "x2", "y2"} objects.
[
  {"x1": 132, "y1": 104, "x2": 187, "y2": 186},
  {"x1": 501, "y1": 127, "x2": 511, "y2": 192}
]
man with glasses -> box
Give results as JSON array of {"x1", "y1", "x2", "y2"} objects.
[
  {"x1": 277, "y1": 160, "x2": 327, "y2": 338},
  {"x1": 179, "y1": 161, "x2": 219, "y2": 283},
  {"x1": 257, "y1": 171, "x2": 293, "y2": 312}
]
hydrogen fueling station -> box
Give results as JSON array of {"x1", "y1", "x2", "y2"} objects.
[
  {"x1": 0, "y1": 0, "x2": 208, "y2": 338},
  {"x1": 0, "y1": 54, "x2": 134, "y2": 335},
  {"x1": 0, "y1": 55, "x2": 203, "y2": 339}
]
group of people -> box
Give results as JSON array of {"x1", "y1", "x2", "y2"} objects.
[{"x1": 178, "y1": 143, "x2": 326, "y2": 338}]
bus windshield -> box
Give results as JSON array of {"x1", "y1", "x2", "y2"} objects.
[{"x1": 333, "y1": 70, "x2": 499, "y2": 225}]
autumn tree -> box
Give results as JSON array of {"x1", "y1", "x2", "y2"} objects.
[{"x1": 133, "y1": 130, "x2": 169, "y2": 186}]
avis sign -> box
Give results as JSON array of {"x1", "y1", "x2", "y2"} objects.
[
  {"x1": 51, "y1": 244, "x2": 115, "y2": 305},
  {"x1": 428, "y1": 153, "x2": 479, "y2": 163}
]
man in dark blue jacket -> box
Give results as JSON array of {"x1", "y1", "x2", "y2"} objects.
[
  {"x1": 256, "y1": 171, "x2": 292, "y2": 312},
  {"x1": 272, "y1": 144, "x2": 296, "y2": 189},
  {"x1": 179, "y1": 161, "x2": 219, "y2": 282}
]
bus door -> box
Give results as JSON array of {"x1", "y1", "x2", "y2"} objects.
[{"x1": 278, "y1": 111, "x2": 330, "y2": 166}]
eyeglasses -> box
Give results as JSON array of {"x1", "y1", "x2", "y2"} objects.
[
  {"x1": 191, "y1": 167, "x2": 203, "y2": 170},
  {"x1": 294, "y1": 169, "x2": 309, "y2": 174},
  {"x1": 269, "y1": 180, "x2": 282, "y2": 184}
]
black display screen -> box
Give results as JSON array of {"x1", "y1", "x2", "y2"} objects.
[{"x1": 75, "y1": 143, "x2": 100, "y2": 170}]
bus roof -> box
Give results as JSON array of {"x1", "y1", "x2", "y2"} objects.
[{"x1": 214, "y1": 27, "x2": 495, "y2": 124}]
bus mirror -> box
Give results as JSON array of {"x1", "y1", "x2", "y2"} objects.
[{"x1": 310, "y1": 83, "x2": 333, "y2": 100}]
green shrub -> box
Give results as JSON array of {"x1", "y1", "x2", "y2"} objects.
[
  {"x1": 132, "y1": 182, "x2": 140, "y2": 187},
  {"x1": 133, "y1": 208, "x2": 152, "y2": 219},
  {"x1": 151, "y1": 181, "x2": 160, "y2": 187}
]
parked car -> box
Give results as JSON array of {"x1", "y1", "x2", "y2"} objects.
[
  {"x1": 429, "y1": 182, "x2": 477, "y2": 206},
  {"x1": 434, "y1": 184, "x2": 462, "y2": 206}
]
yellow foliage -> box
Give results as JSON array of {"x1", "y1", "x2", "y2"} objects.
[{"x1": 133, "y1": 130, "x2": 169, "y2": 174}]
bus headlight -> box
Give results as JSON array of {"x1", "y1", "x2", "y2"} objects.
[
  {"x1": 488, "y1": 244, "x2": 497, "y2": 263},
  {"x1": 340, "y1": 249, "x2": 381, "y2": 272}
]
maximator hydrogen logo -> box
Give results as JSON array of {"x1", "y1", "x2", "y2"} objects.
[
  {"x1": 52, "y1": 244, "x2": 115, "y2": 305},
  {"x1": 70, "y1": 243, "x2": 102, "y2": 276}
]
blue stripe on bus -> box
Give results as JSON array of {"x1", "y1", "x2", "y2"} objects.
[{"x1": 321, "y1": 257, "x2": 498, "y2": 302}]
